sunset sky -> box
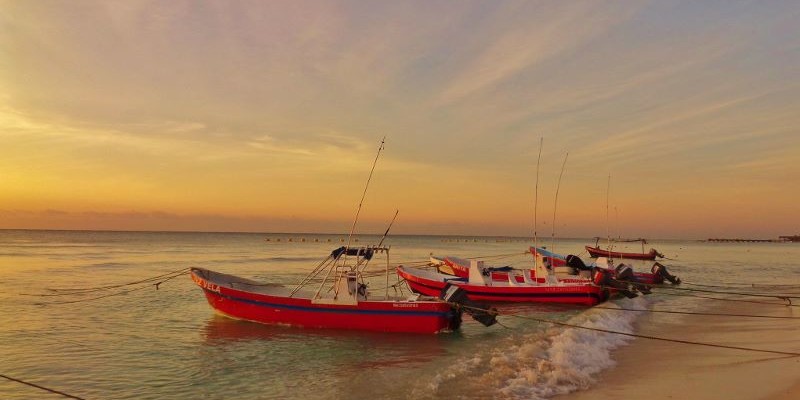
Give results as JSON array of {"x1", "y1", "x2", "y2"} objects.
[{"x1": 1, "y1": 1, "x2": 798, "y2": 239}]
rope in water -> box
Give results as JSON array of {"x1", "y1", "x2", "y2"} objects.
[
  {"x1": 458, "y1": 305, "x2": 800, "y2": 357},
  {"x1": 21, "y1": 267, "x2": 192, "y2": 296},
  {"x1": 29, "y1": 270, "x2": 189, "y2": 305},
  {"x1": 0, "y1": 373, "x2": 86, "y2": 399}
]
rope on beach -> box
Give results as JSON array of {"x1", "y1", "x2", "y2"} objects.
[
  {"x1": 682, "y1": 281, "x2": 800, "y2": 289},
  {"x1": 646, "y1": 284, "x2": 800, "y2": 301},
  {"x1": 0, "y1": 373, "x2": 86, "y2": 399},
  {"x1": 613, "y1": 279, "x2": 799, "y2": 305},
  {"x1": 637, "y1": 288, "x2": 800, "y2": 307},
  {"x1": 591, "y1": 305, "x2": 800, "y2": 319},
  {"x1": 456, "y1": 305, "x2": 800, "y2": 357}
]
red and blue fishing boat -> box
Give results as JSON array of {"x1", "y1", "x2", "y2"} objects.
[
  {"x1": 191, "y1": 246, "x2": 465, "y2": 334},
  {"x1": 191, "y1": 138, "x2": 495, "y2": 334}
]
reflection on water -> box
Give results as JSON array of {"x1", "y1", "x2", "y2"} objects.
[{"x1": 202, "y1": 315, "x2": 453, "y2": 368}]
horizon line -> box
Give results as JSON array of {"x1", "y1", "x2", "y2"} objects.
[{"x1": 0, "y1": 227, "x2": 720, "y2": 241}]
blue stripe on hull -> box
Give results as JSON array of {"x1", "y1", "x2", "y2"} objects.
[{"x1": 204, "y1": 288, "x2": 452, "y2": 318}]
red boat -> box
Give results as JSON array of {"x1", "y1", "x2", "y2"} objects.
[
  {"x1": 585, "y1": 238, "x2": 664, "y2": 260},
  {"x1": 398, "y1": 260, "x2": 609, "y2": 306},
  {"x1": 191, "y1": 139, "x2": 496, "y2": 334},
  {"x1": 585, "y1": 246, "x2": 663, "y2": 260},
  {"x1": 530, "y1": 246, "x2": 679, "y2": 286},
  {"x1": 432, "y1": 254, "x2": 583, "y2": 283},
  {"x1": 191, "y1": 251, "x2": 463, "y2": 334}
]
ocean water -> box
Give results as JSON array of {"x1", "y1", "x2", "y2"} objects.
[{"x1": 1, "y1": 230, "x2": 798, "y2": 400}]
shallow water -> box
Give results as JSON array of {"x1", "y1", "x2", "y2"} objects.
[{"x1": 1, "y1": 230, "x2": 798, "y2": 399}]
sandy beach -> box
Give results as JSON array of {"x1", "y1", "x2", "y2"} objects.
[{"x1": 563, "y1": 295, "x2": 800, "y2": 400}]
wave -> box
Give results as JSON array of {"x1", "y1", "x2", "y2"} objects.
[{"x1": 421, "y1": 297, "x2": 648, "y2": 399}]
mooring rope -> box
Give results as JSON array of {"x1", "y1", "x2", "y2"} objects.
[
  {"x1": 23, "y1": 267, "x2": 192, "y2": 296},
  {"x1": 0, "y1": 373, "x2": 86, "y2": 399},
  {"x1": 648, "y1": 290, "x2": 799, "y2": 307},
  {"x1": 29, "y1": 270, "x2": 189, "y2": 305},
  {"x1": 591, "y1": 305, "x2": 800, "y2": 319},
  {"x1": 643, "y1": 283, "x2": 799, "y2": 301},
  {"x1": 456, "y1": 305, "x2": 800, "y2": 357},
  {"x1": 683, "y1": 281, "x2": 800, "y2": 289}
]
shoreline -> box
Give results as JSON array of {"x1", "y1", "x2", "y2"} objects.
[{"x1": 562, "y1": 294, "x2": 800, "y2": 400}]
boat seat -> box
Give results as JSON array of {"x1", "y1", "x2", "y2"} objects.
[
  {"x1": 521, "y1": 270, "x2": 535, "y2": 284},
  {"x1": 508, "y1": 271, "x2": 522, "y2": 286}
]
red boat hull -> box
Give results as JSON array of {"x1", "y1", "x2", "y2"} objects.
[
  {"x1": 585, "y1": 246, "x2": 659, "y2": 260},
  {"x1": 191, "y1": 269, "x2": 458, "y2": 334},
  {"x1": 398, "y1": 267, "x2": 607, "y2": 306}
]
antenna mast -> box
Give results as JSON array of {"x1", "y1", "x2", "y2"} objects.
[
  {"x1": 606, "y1": 174, "x2": 612, "y2": 260},
  {"x1": 533, "y1": 137, "x2": 543, "y2": 250},
  {"x1": 551, "y1": 152, "x2": 568, "y2": 252},
  {"x1": 345, "y1": 137, "x2": 385, "y2": 250}
]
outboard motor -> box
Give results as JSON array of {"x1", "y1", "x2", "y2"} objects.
[
  {"x1": 593, "y1": 268, "x2": 637, "y2": 298},
  {"x1": 615, "y1": 264, "x2": 652, "y2": 295},
  {"x1": 566, "y1": 255, "x2": 592, "y2": 271},
  {"x1": 651, "y1": 249, "x2": 665, "y2": 258},
  {"x1": 652, "y1": 262, "x2": 681, "y2": 285},
  {"x1": 440, "y1": 284, "x2": 497, "y2": 327}
]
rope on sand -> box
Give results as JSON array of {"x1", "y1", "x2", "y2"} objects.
[
  {"x1": 591, "y1": 305, "x2": 800, "y2": 319},
  {"x1": 456, "y1": 305, "x2": 800, "y2": 357}
]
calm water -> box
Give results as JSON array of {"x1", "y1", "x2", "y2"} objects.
[{"x1": 1, "y1": 230, "x2": 798, "y2": 399}]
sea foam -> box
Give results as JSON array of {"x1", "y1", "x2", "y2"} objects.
[{"x1": 424, "y1": 297, "x2": 648, "y2": 399}]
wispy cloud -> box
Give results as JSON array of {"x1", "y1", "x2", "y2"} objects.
[{"x1": 2, "y1": 1, "x2": 799, "y2": 237}]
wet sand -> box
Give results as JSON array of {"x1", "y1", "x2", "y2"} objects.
[{"x1": 563, "y1": 295, "x2": 800, "y2": 400}]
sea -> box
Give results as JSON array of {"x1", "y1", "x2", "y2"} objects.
[{"x1": 1, "y1": 230, "x2": 798, "y2": 400}]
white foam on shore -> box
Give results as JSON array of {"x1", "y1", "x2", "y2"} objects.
[{"x1": 422, "y1": 297, "x2": 648, "y2": 399}]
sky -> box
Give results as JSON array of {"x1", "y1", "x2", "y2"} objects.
[{"x1": 1, "y1": 0, "x2": 798, "y2": 239}]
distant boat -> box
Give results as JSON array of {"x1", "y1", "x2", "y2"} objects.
[
  {"x1": 585, "y1": 246, "x2": 663, "y2": 260},
  {"x1": 585, "y1": 237, "x2": 664, "y2": 260}
]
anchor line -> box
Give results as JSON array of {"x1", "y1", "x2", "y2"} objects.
[
  {"x1": 452, "y1": 305, "x2": 800, "y2": 357},
  {"x1": 0, "y1": 373, "x2": 86, "y2": 400},
  {"x1": 27, "y1": 271, "x2": 189, "y2": 305},
  {"x1": 647, "y1": 290, "x2": 799, "y2": 307},
  {"x1": 620, "y1": 281, "x2": 800, "y2": 301},
  {"x1": 590, "y1": 305, "x2": 800, "y2": 319}
]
